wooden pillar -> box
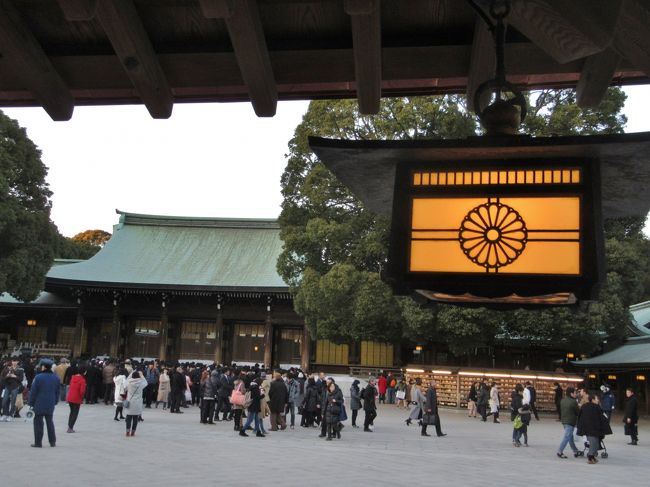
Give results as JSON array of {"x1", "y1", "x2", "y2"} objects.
[
  {"x1": 72, "y1": 298, "x2": 84, "y2": 357},
  {"x1": 263, "y1": 298, "x2": 273, "y2": 369},
  {"x1": 158, "y1": 296, "x2": 168, "y2": 361},
  {"x1": 301, "y1": 325, "x2": 310, "y2": 373},
  {"x1": 214, "y1": 300, "x2": 224, "y2": 365},
  {"x1": 110, "y1": 294, "x2": 121, "y2": 358}
]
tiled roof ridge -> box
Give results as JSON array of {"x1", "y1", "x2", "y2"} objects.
[{"x1": 116, "y1": 210, "x2": 280, "y2": 229}]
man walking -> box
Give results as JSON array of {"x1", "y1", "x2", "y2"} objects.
[
  {"x1": 525, "y1": 382, "x2": 539, "y2": 421},
  {"x1": 144, "y1": 362, "x2": 159, "y2": 408},
  {"x1": 422, "y1": 379, "x2": 446, "y2": 437},
  {"x1": 269, "y1": 372, "x2": 288, "y2": 431},
  {"x1": 363, "y1": 377, "x2": 378, "y2": 432},
  {"x1": 623, "y1": 388, "x2": 639, "y2": 445},
  {"x1": 102, "y1": 360, "x2": 116, "y2": 405},
  {"x1": 27, "y1": 359, "x2": 60, "y2": 447},
  {"x1": 556, "y1": 386, "x2": 580, "y2": 458}
]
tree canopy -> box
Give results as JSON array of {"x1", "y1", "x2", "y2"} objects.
[
  {"x1": 0, "y1": 111, "x2": 56, "y2": 301},
  {"x1": 278, "y1": 88, "x2": 650, "y2": 359},
  {"x1": 72, "y1": 229, "x2": 111, "y2": 247}
]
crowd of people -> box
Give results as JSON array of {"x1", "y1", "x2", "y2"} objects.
[
  {"x1": 0, "y1": 355, "x2": 642, "y2": 460},
  {"x1": 0, "y1": 356, "x2": 386, "y2": 444}
]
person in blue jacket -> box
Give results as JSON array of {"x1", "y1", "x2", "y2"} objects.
[{"x1": 27, "y1": 358, "x2": 60, "y2": 448}]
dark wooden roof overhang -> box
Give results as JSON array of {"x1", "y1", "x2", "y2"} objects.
[
  {"x1": 0, "y1": 0, "x2": 648, "y2": 120},
  {"x1": 45, "y1": 278, "x2": 292, "y2": 301}
]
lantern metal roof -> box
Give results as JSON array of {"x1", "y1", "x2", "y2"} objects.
[{"x1": 309, "y1": 131, "x2": 650, "y2": 221}]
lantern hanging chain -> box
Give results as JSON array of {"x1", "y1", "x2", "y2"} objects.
[
  {"x1": 466, "y1": 0, "x2": 511, "y2": 95},
  {"x1": 468, "y1": 0, "x2": 526, "y2": 131},
  {"x1": 490, "y1": 0, "x2": 510, "y2": 99}
]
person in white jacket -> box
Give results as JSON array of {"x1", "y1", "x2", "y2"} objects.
[
  {"x1": 489, "y1": 383, "x2": 500, "y2": 423},
  {"x1": 113, "y1": 368, "x2": 127, "y2": 421}
]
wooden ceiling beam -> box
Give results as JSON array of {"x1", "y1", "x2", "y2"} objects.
[
  {"x1": 0, "y1": 46, "x2": 646, "y2": 107},
  {"x1": 466, "y1": 18, "x2": 494, "y2": 114},
  {"x1": 0, "y1": 0, "x2": 74, "y2": 120},
  {"x1": 95, "y1": 0, "x2": 173, "y2": 118},
  {"x1": 612, "y1": 0, "x2": 650, "y2": 76},
  {"x1": 200, "y1": 0, "x2": 277, "y2": 117},
  {"x1": 344, "y1": 0, "x2": 381, "y2": 114},
  {"x1": 509, "y1": 0, "x2": 622, "y2": 64},
  {"x1": 576, "y1": 49, "x2": 620, "y2": 108},
  {"x1": 57, "y1": 0, "x2": 97, "y2": 21}
]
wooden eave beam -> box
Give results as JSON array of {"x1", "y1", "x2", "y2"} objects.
[
  {"x1": 57, "y1": 0, "x2": 97, "y2": 21},
  {"x1": 612, "y1": 0, "x2": 650, "y2": 76},
  {"x1": 466, "y1": 18, "x2": 494, "y2": 114},
  {"x1": 0, "y1": 0, "x2": 74, "y2": 120},
  {"x1": 509, "y1": 0, "x2": 622, "y2": 64},
  {"x1": 576, "y1": 49, "x2": 620, "y2": 108},
  {"x1": 345, "y1": 0, "x2": 381, "y2": 115},
  {"x1": 200, "y1": 0, "x2": 277, "y2": 117},
  {"x1": 95, "y1": 0, "x2": 173, "y2": 118}
]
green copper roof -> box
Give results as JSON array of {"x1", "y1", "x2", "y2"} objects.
[
  {"x1": 574, "y1": 336, "x2": 650, "y2": 368},
  {"x1": 46, "y1": 211, "x2": 288, "y2": 291},
  {"x1": 629, "y1": 301, "x2": 650, "y2": 336}
]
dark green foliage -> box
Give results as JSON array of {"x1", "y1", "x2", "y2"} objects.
[
  {"x1": 53, "y1": 233, "x2": 100, "y2": 260},
  {"x1": 0, "y1": 111, "x2": 56, "y2": 301}
]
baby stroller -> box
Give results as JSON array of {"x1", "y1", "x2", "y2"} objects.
[{"x1": 582, "y1": 438, "x2": 608, "y2": 459}]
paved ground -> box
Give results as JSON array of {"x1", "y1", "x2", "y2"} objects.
[{"x1": 3, "y1": 391, "x2": 648, "y2": 487}]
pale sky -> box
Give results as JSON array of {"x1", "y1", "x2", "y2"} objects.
[{"x1": 3, "y1": 85, "x2": 650, "y2": 237}]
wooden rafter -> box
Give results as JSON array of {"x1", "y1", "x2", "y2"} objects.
[
  {"x1": 96, "y1": 0, "x2": 173, "y2": 118},
  {"x1": 509, "y1": 0, "x2": 621, "y2": 64},
  {"x1": 466, "y1": 18, "x2": 495, "y2": 114},
  {"x1": 612, "y1": 0, "x2": 650, "y2": 76},
  {"x1": 576, "y1": 49, "x2": 620, "y2": 108},
  {"x1": 57, "y1": 0, "x2": 97, "y2": 21},
  {"x1": 0, "y1": 0, "x2": 74, "y2": 120},
  {"x1": 345, "y1": 0, "x2": 381, "y2": 115},
  {"x1": 200, "y1": 0, "x2": 277, "y2": 117}
]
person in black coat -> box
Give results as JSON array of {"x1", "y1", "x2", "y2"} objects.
[
  {"x1": 268, "y1": 372, "x2": 288, "y2": 431},
  {"x1": 511, "y1": 384, "x2": 524, "y2": 446},
  {"x1": 301, "y1": 378, "x2": 318, "y2": 427},
  {"x1": 363, "y1": 378, "x2": 378, "y2": 432},
  {"x1": 217, "y1": 369, "x2": 233, "y2": 421},
  {"x1": 422, "y1": 379, "x2": 446, "y2": 437},
  {"x1": 623, "y1": 388, "x2": 639, "y2": 445},
  {"x1": 169, "y1": 366, "x2": 186, "y2": 414},
  {"x1": 577, "y1": 394, "x2": 612, "y2": 463},
  {"x1": 324, "y1": 381, "x2": 344, "y2": 440}
]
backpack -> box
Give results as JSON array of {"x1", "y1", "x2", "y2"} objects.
[
  {"x1": 512, "y1": 415, "x2": 523, "y2": 429},
  {"x1": 390, "y1": 378, "x2": 397, "y2": 388}
]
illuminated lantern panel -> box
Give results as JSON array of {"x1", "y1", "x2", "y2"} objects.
[
  {"x1": 410, "y1": 196, "x2": 581, "y2": 275},
  {"x1": 387, "y1": 159, "x2": 603, "y2": 306}
]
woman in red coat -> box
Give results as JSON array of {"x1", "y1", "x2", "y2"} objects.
[
  {"x1": 377, "y1": 375, "x2": 387, "y2": 404},
  {"x1": 65, "y1": 363, "x2": 87, "y2": 433}
]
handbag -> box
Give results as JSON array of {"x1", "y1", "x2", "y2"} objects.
[
  {"x1": 230, "y1": 389, "x2": 245, "y2": 406},
  {"x1": 513, "y1": 414, "x2": 523, "y2": 429},
  {"x1": 422, "y1": 413, "x2": 437, "y2": 425},
  {"x1": 396, "y1": 390, "x2": 406, "y2": 400},
  {"x1": 339, "y1": 404, "x2": 348, "y2": 422}
]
